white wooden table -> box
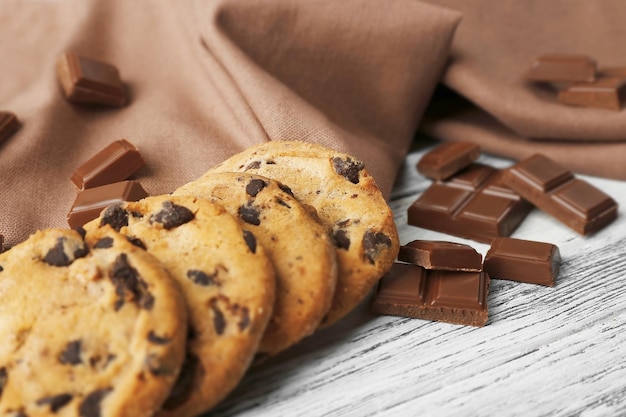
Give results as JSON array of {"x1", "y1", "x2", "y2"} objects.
[{"x1": 210, "y1": 140, "x2": 626, "y2": 417}]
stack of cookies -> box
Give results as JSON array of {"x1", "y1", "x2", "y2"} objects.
[{"x1": 0, "y1": 140, "x2": 399, "y2": 417}]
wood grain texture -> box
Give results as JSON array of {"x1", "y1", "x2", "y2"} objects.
[{"x1": 208, "y1": 141, "x2": 626, "y2": 417}]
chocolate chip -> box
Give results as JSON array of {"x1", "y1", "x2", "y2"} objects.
[
  {"x1": 163, "y1": 353, "x2": 200, "y2": 410},
  {"x1": 147, "y1": 331, "x2": 170, "y2": 345},
  {"x1": 75, "y1": 227, "x2": 87, "y2": 239},
  {"x1": 43, "y1": 238, "x2": 71, "y2": 267},
  {"x1": 100, "y1": 204, "x2": 129, "y2": 231},
  {"x1": 93, "y1": 237, "x2": 114, "y2": 249},
  {"x1": 278, "y1": 183, "x2": 295, "y2": 197},
  {"x1": 36, "y1": 393, "x2": 73, "y2": 412},
  {"x1": 362, "y1": 231, "x2": 392, "y2": 264},
  {"x1": 276, "y1": 198, "x2": 291, "y2": 209},
  {"x1": 210, "y1": 301, "x2": 226, "y2": 335},
  {"x1": 110, "y1": 254, "x2": 154, "y2": 311},
  {"x1": 333, "y1": 229, "x2": 350, "y2": 250},
  {"x1": 59, "y1": 340, "x2": 82, "y2": 365},
  {"x1": 332, "y1": 156, "x2": 364, "y2": 184},
  {"x1": 238, "y1": 307, "x2": 250, "y2": 331},
  {"x1": 79, "y1": 388, "x2": 112, "y2": 417},
  {"x1": 0, "y1": 266, "x2": 3, "y2": 272},
  {"x1": 246, "y1": 179, "x2": 267, "y2": 197},
  {"x1": 242, "y1": 230, "x2": 257, "y2": 253},
  {"x1": 126, "y1": 236, "x2": 146, "y2": 250},
  {"x1": 238, "y1": 203, "x2": 261, "y2": 226},
  {"x1": 0, "y1": 367, "x2": 7, "y2": 398},
  {"x1": 244, "y1": 160, "x2": 261, "y2": 171},
  {"x1": 150, "y1": 201, "x2": 194, "y2": 229},
  {"x1": 187, "y1": 269, "x2": 219, "y2": 286}
]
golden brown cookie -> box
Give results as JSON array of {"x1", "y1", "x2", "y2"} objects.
[
  {"x1": 0, "y1": 227, "x2": 187, "y2": 417},
  {"x1": 174, "y1": 172, "x2": 337, "y2": 355},
  {"x1": 209, "y1": 140, "x2": 399, "y2": 326},
  {"x1": 84, "y1": 195, "x2": 275, "y2": 417}
]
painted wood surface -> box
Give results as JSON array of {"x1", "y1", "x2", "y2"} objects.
[{"x1": 210, "y1": 141, "x2": 626, "y2": 417}]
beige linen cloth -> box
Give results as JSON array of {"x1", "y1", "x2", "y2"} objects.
[
  {"x1": 0, "y1": 0, "x2": 461, "y2": 247},
  {"x1": 420, "y1": 0, "x2": 626, "y2": 180}
]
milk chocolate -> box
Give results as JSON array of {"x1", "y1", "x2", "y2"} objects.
[
  {"x1": 0, "y1": 112, "x2": 20, "y2": 144},
  {"x1": 503, "y1": 154, "x2": 618, "y2": 235},
  {"x1": 526, "y1": 54, "x2": 596, "y2": 83},
  {"x1": 417, "y1": 142, "x2": 480, "y2": 180},
  {"x1": 68, "y1": 180, "x2": 148, "y2": 228},
  {"x1": 558, "y1": 77, "x2": 626, "y2": 110},
  {"x1": 71, "y1": 139, "x2": 145, "y2": 189},
  {"x1": 371, "y1": 263, "x2": 489, "y2": 327},
  {"x1": 484, "y1": 237, "x2": 560, "y2": 287},
  {"x1": 398, "y1": 240, "x2": 482, "y2": 271},
  {"x1": 408, "y1": 164, "x2": 532, "y2": 243},
  {"x1": 56, "y1": 52, "x2": 126, "y2": 107}
]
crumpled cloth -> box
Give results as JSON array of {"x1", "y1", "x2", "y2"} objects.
[
  {"x1": 0, "y1": 0, "x2": 461, "y2": 247},
  {"x1": 420, "y1": 0, "x2": 626, "y2": 180}
]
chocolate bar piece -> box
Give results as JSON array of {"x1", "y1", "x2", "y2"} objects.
[
  {"x1": 599, "y1": 67, "x2": 626, "y2": 78},
  {"x1": 526, "y1": 54, "x2": 596, "y2": 83},
  {"x1": 71, "y1": 139, "x2": 145, "y2": 189},
  {"x1": 558, "y1": 77, "x2": 626, "y2": 111},
  {"x1": 398, "y1": 240, "x2": 482, "y2": 272},
  {"x1": 408, "y1": 164, "x2": 532, "y2": 243},
  {"x1": 417, "y1": 142, "x2": 481, "y2": 180},
  {"x1": 56, "y1": 52, "x2": 126, "y2": 107},
  {"x1": 484, "y1": 238, "x2": 560, "y2": 287},
  {"x1": 67, "y1": 180, "x2": 148, "y2": 228},
  {"x1": 0, "y1": 112, "x2": 20, "y2": 144},
  {"x1": 503, "y1": 154, "x2": 618, "y2": 235},
  {"x1": 371, "y1": 263, "x2": 489, "y2": 327}
]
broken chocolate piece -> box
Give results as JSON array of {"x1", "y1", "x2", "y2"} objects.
[
  {"x1": 371, "y1": 263, "x2": 489, "y2": 327},
  {"x1": 558, "y1": 77, "x2": 626, "y2": 111},
  {"x1": 68, "y1": 181, "x2": 149, "y2": 229},
  {"x1": 150, "y1": 201, "x2": 194, "y2": 229},
  {"x1": 484, "y1": 237, "x2": 560, "y2": 287},
  {"x1": 526, "y1": 54, "x2": 596, "y2": 83},
  {"x1": 56, "y1": 52, "x2": 126, "y2": 106},
  {"x1": 417, "y1": 142, "x2": 480, "y2": 180},
  {"x1": 71, "y1": 139, "x2": 145, "y2": 190},
  {"x1": 0, "y1": 112, "x2": 20, "y2": 144},
  {"x1": 362, "y1": 231, "x2": 392, "y2": 264},
  {"x1": 502, "y1": 154, "x2": 618, "y2": 235},
  {"x1": 398, "y1": 240, "x2": 482, "y2": 271}
]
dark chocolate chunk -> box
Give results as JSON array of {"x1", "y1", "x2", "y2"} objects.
[
  {"x1": 59, "y1": 340, "x2": 82, "y2": 365},
  {"x1": 126, "y1": 236, "x2": 146, "y2": 250},
  {"x1": 43, "y1": 238, "x2": 71, "y2": 267},
  {"x1": 362, "y1": 231, "x2": 392, "y2": 264},
  {"x1": 484, "y1": 237, "x2": 561, "y2": 287},
  {"x1": 147, "y1": 331, "x2": 171, "y2": 345},
  {"x1": 408, "y1": 164, "x2": 532, "y2": 243},
  {"x1": 70, "y1": 140, "x2": 144, "y2": 190},
  {"x1": 150, "y1": 201, "x2": 194, "y2": 230},
  {"x1": 187, "y1": 269, "x2": 219, "y2": 286},
  {"x1": 332, "y1": 156, "x2": 364, "y2": 184},
  {"x1": 244, "y1": 160, "x2": 261, "y2": 171},
  {"x1": 0, "y1": 112, "x2": 20, "y2": 145},
  {"x1": 333, "y1": 229, "x2": 350, "y2": 250},
  {"x1": 246, "y1": 179, "x2": 267, "y2": 197},
  {"x1": 398, "y1": 240, "x2": 482, "y2": 272},
  {"x1": 75, "y1": 227, "x2": 87, "y2": 239},
  {"x1": 238, "y1": 307, "x2": 250, "y2": 331},
  {"x1": 417, "y1": 142, "x2": 481, "y2": 181},
  {"x1": 93, "y1": 237, "x2": 114, "y2": 249},
  {"x1": 0, "y1": 367, "x2": 7, "y2": 398},
  {"x1": 210, "y1": 301, "x2": 226, "y2": 335},
  {"x1": 79, "y1": 388, "x2": 112, "y2": 417},
  {"x1": 238, "y1": 203, "x2": 261, "y2": 226},
  {"x1": 68, "y1": 181, "x2": 148, "y2": 229},
  {"x1": 163, "y1": 353, "x2": 199, "y2": 410},
  {"x1": 503, "y1": 154, "x2": 618, "y2": 235},
  {"x1": 36, "y1": 393, "x2": 73, "y2": 412},
  {"x1": 243, "y1": 230, "x2": 257, "y2": 253},
  {"x1": 110, "y1": 253, "x2": 153, "y2": 310},
  {"x1": 100, "y1": 204, "x2": 129, "y2": 232},
  {"x1": 371, "y1": 263, "x2": 490, "y2": 327},
  {"x1": 56, "y1": 52, "x2": 126, "y2": 107}
]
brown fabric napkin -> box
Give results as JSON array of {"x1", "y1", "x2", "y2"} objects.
[
  {"x1": 0, "y1": 0, "x2": 461, "y2": 247},
  {"x1": 419, "y1": 0, "x2": 626, "y2": 180}
]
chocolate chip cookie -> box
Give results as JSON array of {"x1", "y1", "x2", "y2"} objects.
[
  {"x1": 0, "y1": 227, "x2": 188, "y2": 417},
  {"x1": 209, "y1": 141, "x2": 399, "y2": 326},
  {"x1": 84, "y1": 195, "x2": 276, "y2": 417},
  {"x1": 174, "y1": 172, "x2": 338, "y2": 355}
]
